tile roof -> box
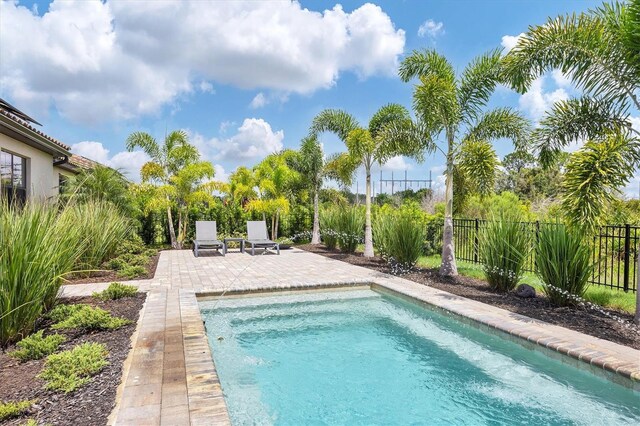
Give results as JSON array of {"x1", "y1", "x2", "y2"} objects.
[
  {"x1": 69, "y1": 154, "x2": 100, "y2": 170},
  {"x1": 0, "y1": 107, "x2": 70, "y2": 151}
]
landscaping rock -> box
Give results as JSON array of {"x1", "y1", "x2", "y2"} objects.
[{"x1": 515, "y1": 284, "x2": 536, "y2": 298}]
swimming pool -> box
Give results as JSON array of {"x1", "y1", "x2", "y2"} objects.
[{"x1": 200, "y1": 289, "x2": 640, "y2": 425}]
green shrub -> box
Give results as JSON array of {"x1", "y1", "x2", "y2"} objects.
[
  {"x1": 0, "y1": 400, "x2": 34, "y2": 421},
  {"x1": 38, "y1": 343, "x2": 108, "y2": 393},
  {"x1": 47, "y1": 304, "x2": 85, "y2": 323},
  {"x1": 9, "y1": 331, "x2": 65, "y2": 362},
  {"x1": 480, "y1": 219, "x2": 530, "y2": 292},
  {"x1": 116, "y1": 265, "x2": 147, "y2": 279},
  {"x1": 21, "y1": 419, "x2": 39, "y2": 426},
  {"x1": 535, "y1": 224, "x2": 593, "y2": 305},
  {"x1": 374, "y1": 210, "x2": 424, "y2": 272},
  {"x1": 336, "y1": 206, "x2": 365, "y2": 253},
  {"x1": 58, "y1": 200, "x2": 131, "y2": 272},
  {"x1": 0, "y1": 202, "x2": 84, "y2": 347},
  {"x1": 320, "y1": 208, "x2": 340, "y2": 249},
  {"x1": 51, "y1": 305, "x2": 131, "y2": 331},
  {"x1": 94, "y1": 282, "x2": 138, "y2": 300}
]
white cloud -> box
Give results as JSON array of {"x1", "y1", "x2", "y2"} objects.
[
  {"x1": 630, "y1": 116, "x2": 640, "y2": 134},
  {"x1": 551, "y1": 70, "x2": 572, "y2": 88},
  {"x1": 250, "y1": 92, "x2": 268, "y2": 109},
  {"x1": 213, "y1": 164, "x2": 229, "y2": 183},
  {"x1": 417, "y1": 19, "x2": 444, "y2": 39},
  {"x1": 199, "y1": 81, "x2": 215, "y2": 94},
  {"x1": 500, "y1": 33, "x2": 524, "y2": 53},
  {"x1": 194, "y1": 118, "x2": 284, "y2": 162},
  {"x1": 381, "y1": 156, "x2": 412, "y2": 171},
  {"x1": 70, "y1": 141, "x2": 149, "y2": 181},
  {"x1": 0, "y1": 0, "x2": 405, "y2": 123},
  {"x1": 519, "y1": 76, "x2": 569, "y2": 122},
  {"x1": 623, "y1": 173, "x2": 640, "y2": 199}
]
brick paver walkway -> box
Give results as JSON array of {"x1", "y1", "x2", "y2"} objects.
[{"x1": 59, "y1": 248, "x2": 640, "y2": 425}]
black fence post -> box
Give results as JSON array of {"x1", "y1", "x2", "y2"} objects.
[
  {"x1": 623, "y1": 223, "x2": 631, "y2": 293},
  {"x1": 474, "y1": 218, "x2": 479, "y2": 263}
]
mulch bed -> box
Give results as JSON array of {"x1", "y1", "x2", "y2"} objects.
[
  {"x1": 298, "y1": 244, "x2": 640, "y2": 350},
  {"x1": 64, "y1": 253, "x2": 160, "y2": 285},
  {"x1": 0, "y1": 294, "x2": 146, "y2": 425}
]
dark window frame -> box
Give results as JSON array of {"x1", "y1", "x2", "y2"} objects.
[{"x1": 1, "y1": 150, "x2": 27, "y2": 205}]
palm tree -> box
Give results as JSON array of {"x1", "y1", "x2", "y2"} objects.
[
  {"x1": 383, "y1": 49, "x2": 530, "y2": 276},
  {"x1": 62, "y1": 165, "x2": 135, "y2": 216},
  {"x1": 310, "y1": 104, "x2": 411, "y2": 257},
  {"x1": 296, "y1": 136, "x2": 324, "y2": 244},
  {"x1": 126, "y1": 130, "x2": 213, "y2": 249},
  {"x1": 501, "y1": 0, "x2": 640, "y2": 229}
]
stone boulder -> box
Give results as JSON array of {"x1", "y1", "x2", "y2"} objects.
[{"x1": 515, "y1": 284, "x2": 536, "y2": 298}]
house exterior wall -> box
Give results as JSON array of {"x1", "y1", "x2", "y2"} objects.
[{"x1": 0, "y1": 132, "x2": 57, "y2": 199}]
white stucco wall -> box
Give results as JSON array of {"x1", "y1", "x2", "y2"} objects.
[{"x1": 0, "y1": 132, "x2": 57, "y2": 199}]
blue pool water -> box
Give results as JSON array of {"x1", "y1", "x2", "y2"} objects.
[{"x1": 200, "y1": 289, "x2": 640, "y2": 425}]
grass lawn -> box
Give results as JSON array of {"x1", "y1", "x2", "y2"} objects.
[{"x1": 417, "y1": 255, "x2": 637, "y2": 315}]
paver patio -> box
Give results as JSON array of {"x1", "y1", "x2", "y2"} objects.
[{"x1": 59, "y1": 248, "x2": 640, "y2": 425}]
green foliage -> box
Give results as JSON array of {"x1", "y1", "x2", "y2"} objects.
[
  {"x1": 51, "y1": 305, "x2": 131, "y2": 331},
  {"x1": 38, "y1": 343, "x2": 109, "y2": 393},
  {"x1": 461, "y1": 192, "x2": 533, "y2": 220},
  {"x1": 62, "y1": 165, "x2": 136, "y2": 217},
  {"x1": 58, "y1": 200, "x2": 132, "y2": 272},
  {"x1": 9, "y1": 331, "x2": 65, "y2": 362},
  {"x1": 47, "y1": 304, "x2": 84, "y2": 323},
  {"x1": 535, "y1": 224, "x2": 593, "y2": 306},
  {"x1": 373, "y1": 209, "x2": 425, "y2": 270},
  {"x1": 93, "y1": 282, "x2": 138, "y2": 301},
  {"x1": 480, "y1": 218, "x2": 530, "y2": 292},
  {"x1": 0, "y1": 400, "x2": 34, "y2": 421},
  {"x1": 327, "y1": 206, "x2": 365, "y2": 253},
  {"x1": 320, "y1": 208, "x2": 340, "y2": 249},
  {"x1": 562, "y1": 133, "x2": 639, "y2": 231},
  {"x1": 0, "y1": 202, "x2": 83, "y2": 347},
  {"x1": 116, "y1": 265, "x2": 147, "y2": 279}
]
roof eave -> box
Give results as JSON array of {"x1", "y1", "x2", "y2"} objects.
[{"x1": 0, "y1": 114, "x2": 70, "y2": 157}]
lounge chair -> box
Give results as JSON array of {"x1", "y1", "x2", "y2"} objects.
[
  {"x1": 193, "y1": 221, "x2": 226, "y2": 257},
  {"x1": 244, "y1": 221, "x2": 280, "y2": 255}
]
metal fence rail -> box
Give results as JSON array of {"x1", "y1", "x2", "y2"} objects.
[{"x1": 449, "y1": 219, "x2": 639, "y2": 293}]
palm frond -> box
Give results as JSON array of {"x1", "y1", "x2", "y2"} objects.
[
  {"x1": 324, "y1": 152, "x2": 359, "y2": 186},
  {"x1": 398, "y1": 49, "x2": 455, "y2": 84},
  {"x1": 464, "y1": 107, "x2": 531, "y2": 151},
  {"x1": 457, "y1": 139, "x2": 499, "y2": 197},
  {"x1": 309, "y1": 109, "x2": 360, "y2": 141},
  {"x1": 533, "y1": 96, "x2": 632, "y2": 166},
  {"x1": 377, "y1": 119, "x2": 440, "y2": 162},
  {"x1": 368, "y1": 103, "x2": 411, "y2": 139},
  {"x1": 125, "y1": 132, "x2": 161, "y2": 161},
  {"x1": 458, "y1": 48, "x2": 503, "y2": 122}
]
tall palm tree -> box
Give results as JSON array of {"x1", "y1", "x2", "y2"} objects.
[
  {"x1": 296, "y1": 135, "x2": 324, "y2": 244},
  {"x1": 126, "y1": 130, "x2": 209, "y2": 249},
  {"x1": 310, "y1": 104, "x2": 411, "y2": 257},
  {"x1": 383, "y1": 49, "x2": 530, "y2": 276},
  {"x1": 501, "y1": 0, "x2": 640, "y2": 229}
]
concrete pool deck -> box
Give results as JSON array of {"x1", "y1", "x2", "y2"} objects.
[{"x1": 59, "y1": 248, "x2": 640, "y2": 425}]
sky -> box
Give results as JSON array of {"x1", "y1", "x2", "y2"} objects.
[{"x1": 1, "y1": 0, "x2": 638, "y2": 198}]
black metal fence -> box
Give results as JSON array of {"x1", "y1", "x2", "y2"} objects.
[{"x1": 450, "y1": 219, "x2": 639, "y2": 293}]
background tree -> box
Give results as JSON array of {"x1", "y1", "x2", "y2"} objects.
[
  {"x1": 294, "y1": 135, "x2": 325, "y2": 244},
  {"x1": 383, "y1": 49, "x2": 530, "y2": 276},
  {"x1": 62, "y1": 165, "x2": 136, "y2": 216},
  {"x1": 310, "y1": 104, "x2": 411, "y2": 257},
  {"x1": 126, "y1": 130, "x2": 216, "y2": 249},
  {"x1": 501, "y1": 0, "x2": 640, "y2": 229}
]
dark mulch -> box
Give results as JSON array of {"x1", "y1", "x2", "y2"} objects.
[
  {"x1": 298, "y1": 244, "x2": 640, "y2": 350},
  {"x1": 0, "y1": 294, "x2": 146, "y2": 425},
  {"x1": 65, "y1": 252, "x2": 160, "y2": 285}
]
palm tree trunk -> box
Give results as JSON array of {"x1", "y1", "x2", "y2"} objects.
[
  {"x1": 176, "y1": 211, "x2": 183, "y2": 250},
  {"x1": 275, "y1": 212, "x2": 279, "y2": 240},
  {"x1": 363, "y1": 165, "x2": 374, "y2": 257},
  {"x1": 271, "y1": 215, "x2": 276, "y2": 240},
  {"x1": 166, "y1": 206, "x2": 178, "y2": 249},
  {"x1": 311, "y1": 189, "x2": 320, "y2": 244},
  {"x1": 439, "y1": 144, "x2": 458, "y2": 276}
]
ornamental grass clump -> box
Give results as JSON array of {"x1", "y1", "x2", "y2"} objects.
[
  {"x1": 336, "y1": 206, "x2": 365, "y2": 253},
  {"x1": 480, "y1": 218, "x2": 530, "y2": 292},
  {"x1": 374, "y1": 211, "x2": 424, "y2": 273},
  {"x1": 0, "y1": 202, "x2": 83, "y2": 347},
  {"x1": 9, "y1": 331, "x2": 65, "y2": 362},
  {"x1": 319, "y1": 208, "x2": 340, "y2": 249},
  {"x1": 38, "y1": 343, "x2": 108, "y2": 393},
  {"x1": 535, "y1": 224, "x2": 593, "y2": 306},
  {"x1": 58, "y1": 200, "x2": 132, "y2": 272}
]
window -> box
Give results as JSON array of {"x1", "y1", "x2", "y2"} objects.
[{"x1": 1, "y1": 150, "x2": 27, "y2": 205}]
